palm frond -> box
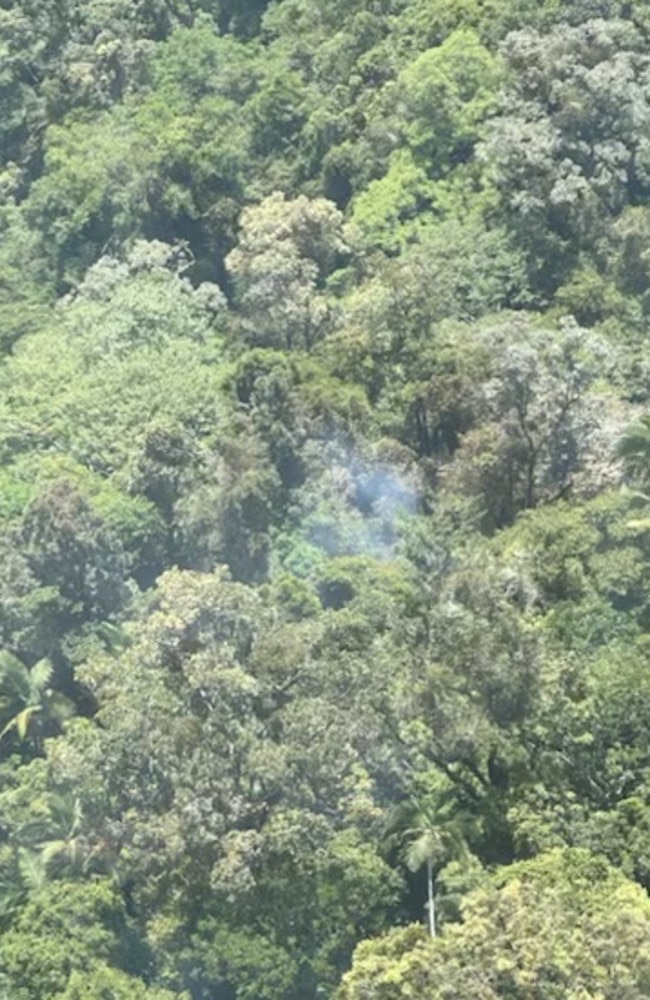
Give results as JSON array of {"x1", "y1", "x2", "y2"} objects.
[
  {"x1": 29, "y1": 658, "x2": 53, "y2": 693},
  {"x1": 17, "y1": 847, "x2": 46, "y2": 893},
  {"x1": 619, "y1": 422, "x2": 650, "y2": 450},
  {"x1": 0, "y1": 705, "x2": 40, "y2": 742},
  {"x1": 0, "y1": 651, "x2": 30, "y2": 702},
  {"x1": 405, "y1": 829, "x2": 445, "y2": 873}
]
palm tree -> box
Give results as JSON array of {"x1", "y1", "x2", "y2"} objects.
[
  {"x1": 0, "y1": 651, "x2": 73, "y2": 751},
  {"x1": 617, "y1": 417, "x2": 650, "y2": 481},
  {"x1": 399, "y1": 800, "x2": 447, "y2": 938},
  {"x1": 0, "y1": 847, "x2": 46, "y2": 926},
  {"x1": 387, "y1": 788, "x2": 474, "y2": 938},
  {"x1": 0, "y1": 793, "x2": 107, "y2": 925},
  {"x1": 28, "y1": 794, "x2": 100, "y2": 879},
  {"x1": 617, "y1": 419, "x2": 650, "y2": 529}
]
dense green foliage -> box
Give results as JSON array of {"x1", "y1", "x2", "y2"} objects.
[{"x1": 2, "y1": 0, "x2": 650, "y2": 997}]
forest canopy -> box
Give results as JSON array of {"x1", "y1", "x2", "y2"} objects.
[{"x1": 2, "y1": 1, "x2": 650, "y2": 998}]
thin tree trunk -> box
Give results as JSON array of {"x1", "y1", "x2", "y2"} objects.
[{"x1": 427, "y1": 859, "x2": 436, "y2": 938}]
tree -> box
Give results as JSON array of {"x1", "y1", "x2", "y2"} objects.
[
  {"x1": 339, "y1": 849, "x2": 650, "y2": 1000},
  {"x1": 618, "y1": 414, "x2": 650, "y2": 485},
  {"x1": 60, "y1": 964, "x2": 188, "y2": 1000},
  {"x1": 480, "y1": 17, "x2": 650, "y2": 295},
  {"x1": 397, "y1": 28, "x2": 503, "y2": 176},
  {"x1": 19, "y1": 479, "x2": 129, "y2": 639},
  {"x1": 0, "y1": 652, "x2": 73, "y2": 757},
  {"x1": 226, "y1": 192, "x2": 351, "y2": 350},
  {"x1": 441, "y1": 317, "x2": 625, "y2": 531},
  {"x1": 0, "y1": 878, "x2": 165, "y2": 998},
  {"x1": 398, "y1": 803, "x2": 444, "y2": 937}
]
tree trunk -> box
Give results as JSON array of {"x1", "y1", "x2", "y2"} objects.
[{"x1": 427, "y1": 858, "x2": 436, "y2": 938}]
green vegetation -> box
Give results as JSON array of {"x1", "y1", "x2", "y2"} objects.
[{"x1": 2, "y1": 0, "x2": 650, "y2": 997}]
